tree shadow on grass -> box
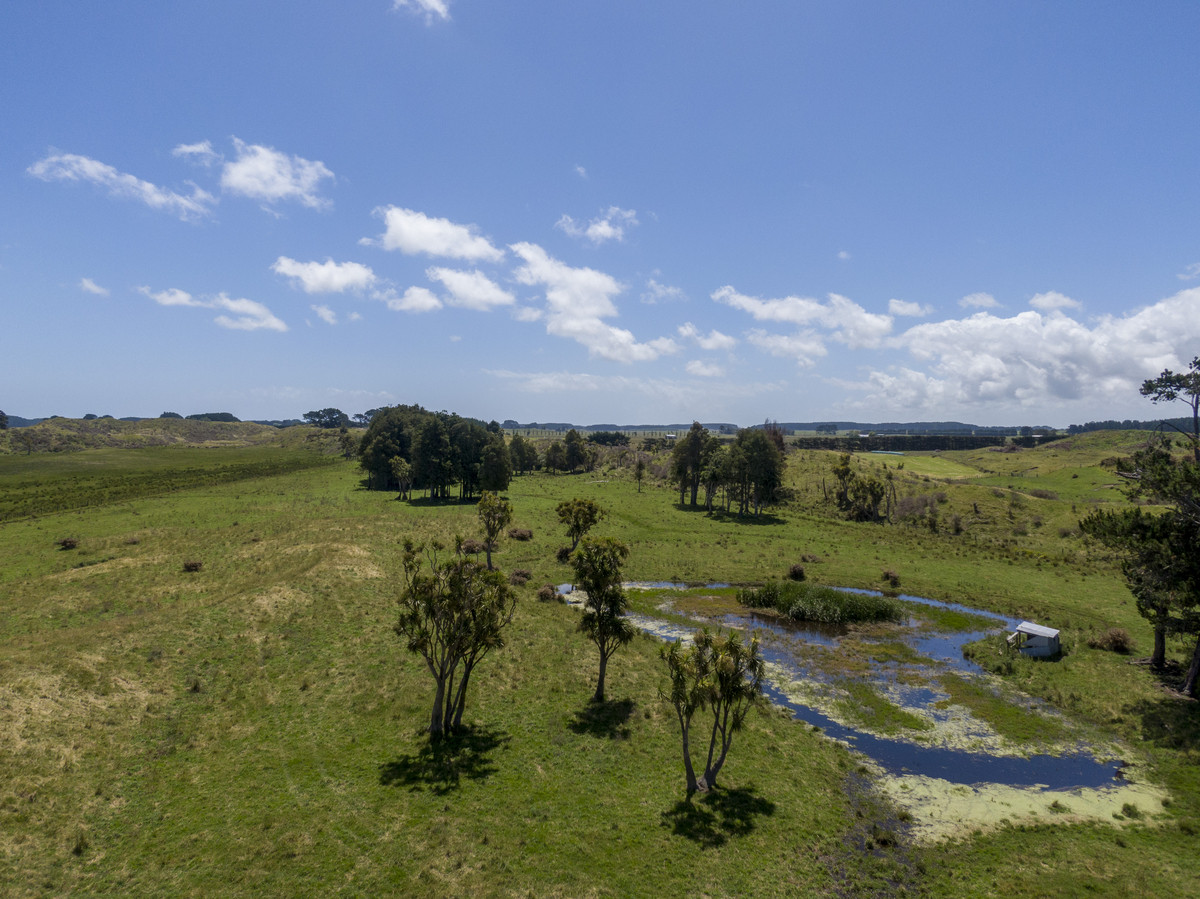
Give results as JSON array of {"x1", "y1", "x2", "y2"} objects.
[
  {"x1": 1126, "y1": 685, "x2": 1200, "y2": 754},
  {"x1": 568, "y1": 698, "x2": 635, "y2": 740},
  {"x1": 378, "y1": 726, "x2": 509, "y2": 795},
  {"x1": 672, "y1": 504, "x2": 786, "y2": 526},
  {"x1": 661, "y1": 784, "x2": 776, "y2": 849}
]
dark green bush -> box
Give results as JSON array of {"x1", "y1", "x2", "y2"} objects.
[{"x1": 738, "y1": 581, "x2": 900, "y2": 624}]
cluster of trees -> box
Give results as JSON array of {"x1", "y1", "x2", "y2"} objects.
[
  {"x1": 358, "y1": 405, "x2": 511, "y2": 499},
  {"x1": 829, "y1": 454, "x2": 898, "y2": 522},
  {"x1": 0, "y1": 410, "x2": 7, "y2": 430},
  {"x1": 1081, "y1": 358, "x2": 1200, "y2": 696},
  {"x1": 670, "y1": 422, "x2": 785, "y2": 516},
  {"x1": 394, "y1": 490, "x2": 763, "y2": 794}
]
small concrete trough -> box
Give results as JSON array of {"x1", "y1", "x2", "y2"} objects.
[{"x1": 1007, "y1": 621, "x2": 1061, "y2": 658}]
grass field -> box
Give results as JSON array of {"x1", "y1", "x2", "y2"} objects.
[{"x1": 2, "y1": 424, "x2": 1198, "y2": 896}]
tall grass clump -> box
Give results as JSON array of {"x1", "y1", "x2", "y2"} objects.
[{"x1": 738, "y1": 581, "x2": 901, "y2": 625}]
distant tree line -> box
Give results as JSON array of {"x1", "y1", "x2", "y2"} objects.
[
  {"x1": 358, "y1": 404, "x2": 511, "y2": 499},
  {"x1": 789, "y1": 434, "x2": 1006, "y2": 452},
  {"x1": 1067, "y1": 417, "x2": 1193, "y2": 436}
]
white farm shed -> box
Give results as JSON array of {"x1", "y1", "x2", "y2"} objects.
[{"x1": 1007, "y1": 621, "x2": 1061, "y2": 658}]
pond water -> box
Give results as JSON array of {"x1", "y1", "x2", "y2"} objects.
[{"x1": 621, "y1": 584, "x2": 1124, "y2": 791}]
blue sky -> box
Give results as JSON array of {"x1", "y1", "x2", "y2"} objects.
[{"x1": 4, "y1": 1, "x2": 1200, "y2": 427}]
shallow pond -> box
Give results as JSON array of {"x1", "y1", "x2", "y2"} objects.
[{"x1": 619, "y1": 585, "x2": 1125, "y2": 792}]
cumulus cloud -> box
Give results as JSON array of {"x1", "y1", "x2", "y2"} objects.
[
  {"x1": 220, "y1": 138, "x2": 333, "y2": 210},
  {"x1": 838, "y1": 250, "x2": 851, "y2": 261},
  {"x1": 713, "y1": 285, "x2": 893, "y2": 349},
  {"x1": 889, "y1": 298, "x2": 932, "y2": 317},
  {"x1": 959, "y1": 291, "x2": 999, "y2": 309},
  {"x1": 426, "y1": 267, "x2": 514, "y2": 310},
  {"x1": 28, "y1": 152, "x2": 216, "y2": 221},
  {"x1": 140, "y1": 286, "x2": 205, "y2": 307},
  {"x1": 685, "y1": 360, "x2": 725, "y2": 377},
  {"x1": 364, "y1": 206, "x2": 503, "y2": 262},
  {"x1": 311, "y1": 304, "x2": 338, "y2": 325},
  {"x1": 677, "y1": 322, "x2": 737, "y2": 351},
  {"x1": 172, "y1": 140, "x2": 219, "y2": 166},
  {"x1": 745, "y1": 329, "x2": 828, "y2": 367},
  {"x1": 843, "y1": 287, "x2": 1200, "y2": 415},
  {"x1": 510, "y1": 242, "x2": 678, "y2": 362},
  {"x1": 393, "y1": 0, "x2": 450, "y2": 23},
  {"x1": 555, "y1": 206, "x2": 638, "y2": 245},
  {"x1": 210, "y1": 294, "x2": 288, "y2": 332},
  {"x1": 139, "y1": 285, "x2": 287, "y2": 331},
  {"x1": 1029, "y1": 290, "x2": 1081, "y2": 311},
  {"x1": 1178, "y1": 262, "x2": 1200, "y2": 281},
  {"x1": 377, "y1": 286, "x2": 442, "y2": 313},
  {"x1": 574, "y1": 165, "x2": 588, "y2": 179},
  {"x1": 272, "y1": 257, "x2": 376, "y2": 294},
  {"x1": 642, "y1": 278, "x2": 686, "y2": 303},
  {"x1": 79, "y1": 278, "x2": 109, "y2": 297}
]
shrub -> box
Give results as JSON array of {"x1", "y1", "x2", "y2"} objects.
[
  {"x1": 508, "y1": 569, "x2": 531, "y2": 586},
  {"x1": 536, "y1": 584, "x2": 560, "y2": 602},
  {"x1": 56, "y1": 537, "x2": 79, "y2": 550},
  {"x1": 555, "y1": 545, "x2": 572, "y2": 563},
  {"x1": 738, "y1": 581, "x2": 900, "y2": 625},
  {"x1": 459, "y1": 538, "x2": 486, "y2": 555},
  {"x1": 787, "y1": 563, "x2": 806, "y2": 582},
  {"x1": 507, "y1": 527, "x2": 534, "y2": 541},
  {"x1": 1028, "y1": 488, "x2": 1059, "y2": 500},
  {"x1": 881, "y1": 569, "x2": 901, "y2": 590},
  {"x1": 182, "y1": 560, "x2": 203, "y2": 573},
  {"x1": 1088, "y1": 628, "x2": 1135, "y2": 653}
]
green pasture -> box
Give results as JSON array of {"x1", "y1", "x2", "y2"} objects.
[{"x1": 1, "y1": 430, "x2": 1198, "y2": 896}]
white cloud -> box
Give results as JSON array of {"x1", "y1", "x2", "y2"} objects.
[
  {"x1": 677, "y1": 322, "x2": 737, "y2": 351},
  {"x1": 348, "y1": 311, "x2": 363, "y2": 322},
  {"x1": 139, "y1": 286, "x2": 204, "y2": 307},
  {"x1": 364, "y1": 206, "x2": 504, "y2": 262},
  {"x1": 1178, "y1": 262, "x2": 1200, "y2": 281},
  {"x1": 378, "y1": 286, "x2": 442, "y2": 313},
  {"x1": 220, "y1": 138, "x2": 334, "y2": 210},
  {"x1": 713, "y1": 285, "x2": 892, "y2": 349},
  {"x1": 843, "y1": 287, "x2": 1200, "y2": 416},
  {"x1": 426, "y1": 267, "x2": 514, "y2": 310},
  {"x1": 838, "y1": 250, "x2": 852, "y2": 261},
  {"x1": 172, "y1": 141, "x2": 218, "y2": 166},
  {"x1": 28, "y1": 152, "x2": 216, "y2": 221},
  {"x1": 555, "y1": 206, "x2": 638, "y2": 245},
  {"x1": 959, "y1": 291, "x2": 999, "y2": 309},
  {"x1": 512, "y1": 306, "x2": 543, "y2": 323},
  {"x1": 685, "y1": 360, "x2": 725, "y2": 377},
  {"x1": 510, "y1": 242, "x2": 678, "y2": 362},
  {"x1": 79, "y1": 278, "x2": 109, "y2": 297},
  {"x1": 642, "y1": 278, "x2": 686, "y2": 304},
  {"x1": 574, "y1": 165, "x2": 588, "y2": 179},
  {"x1": 1029, "y1": 290, "x2": 1081, "y2": 311},
  {"x1": 211, "y1": 294, "x2": 288, "y2": 332},
  {"x1": 745, "y1": 328, "x2": 828, "y2": 367},
  {"x1": 393, "y1": 0, "x2": 450, "y2": 23},
  {"x1": 272, "y1": 256, "x2": 376, "y2": 294},
  {"x1": 311, "y1": 304, "x2": 337, "y2": 325},
  {"x1": 888, "y1": 298, "x2": 932, "y2": 317},
  {"x1": 139, "y1": 285, "x2": 287, "y2": 331}
]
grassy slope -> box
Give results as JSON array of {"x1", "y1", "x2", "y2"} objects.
[{"x1": 1, "y1": 432, "x2": 1198, "y2": 896}]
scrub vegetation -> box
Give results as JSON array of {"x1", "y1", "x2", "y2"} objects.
[{"x1": 1, "y1": 417, "x2": 1198, "y2": 896}]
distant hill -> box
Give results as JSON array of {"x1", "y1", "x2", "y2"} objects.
[{"x1": 0, "y1": 417, "x2": 294, "y2": 452}]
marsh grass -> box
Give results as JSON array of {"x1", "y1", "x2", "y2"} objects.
[{"x1": 738, "y1": 581, "x2": 902, "y2": 625}]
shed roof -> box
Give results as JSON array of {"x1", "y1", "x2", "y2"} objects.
[{"x1": 1015, "y1": 621, "x2": 1059, "y2": 639}]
